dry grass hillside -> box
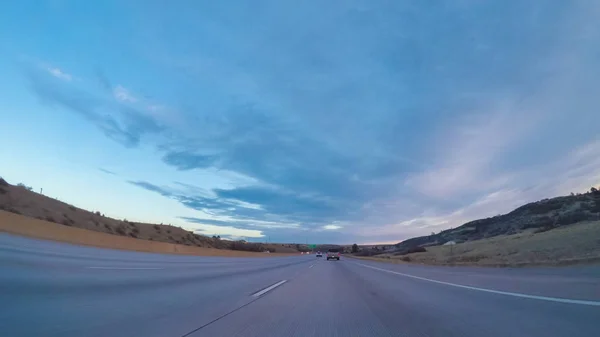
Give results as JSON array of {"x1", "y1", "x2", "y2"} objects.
[
  {"x1": 0, "y1": 177, "x2": 298, "y2": 254},
  {"x1": 351, "y1": 187, "x2": 600, "y2": 266},
  {"x1": 392, "y1": 187, "x2": 600, "y2": 254},
  {"x1": 358, "y1": 221, "x2": 600, "y2": 267},
  {"x1": 0, "y1": 210, "x2": 292, "y2": 257}
]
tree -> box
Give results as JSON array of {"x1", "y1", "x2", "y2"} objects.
[
  {"x1": 17, "y1": 183, "x2": 32, "y2": 191},
  {"x1": 591, "y1": 187, "x2": 599, "y2": 194},
  {"x1": 351, "y1": 243, "x2": 359, "y2": 253}
]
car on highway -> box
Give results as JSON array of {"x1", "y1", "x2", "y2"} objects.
[
  {"x1": 316, "y1": 251, "x2": 323, "y2": 257},
  {"x1": 326, "y1": 248, "x2": 340, "y2": 260}
]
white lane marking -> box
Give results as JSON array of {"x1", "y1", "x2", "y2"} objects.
[
  {"x1": 252, "y1": 280, "x2": 287, "y2": 298},
  {"x1": 309, "y1": 264, "x2": 314, "y2": 268},
  {"x1": 354, "y1": 262, "x2": 600, "y2": 307},
  {"x1": 86, "y1": 267, "x2": 163, "y2": 270}
]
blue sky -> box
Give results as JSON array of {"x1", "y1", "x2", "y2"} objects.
[{"x1": 1, "y1": 1, "x2": 599, "y2": 244}]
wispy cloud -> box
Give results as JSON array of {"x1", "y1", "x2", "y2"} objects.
[
  {"x1": 322, "y1": 224, "x2": 342, "y2": 230},
  {"x1": 24, "y1": 65, "x2": 164, "y2": 147},
  {"x1": 98, "y1": 168, "x2": 117, "y2": 175},
  {"x1": 46, "y1": 67, "x2": 72, "y2": 81},
  {"x1": 192, "y1": 223, "x2": 263, "y2": 238},
  {"x1": 10, "y1": 0, "x2": 600, "y2": 243},
  {"x1": 113, "y1": 85, "x2": 138, "y2": 103}
]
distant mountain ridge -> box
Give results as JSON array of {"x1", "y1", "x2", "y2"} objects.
[{"x1": 395, "y1": 187, "x2": 600, "y2": 251}]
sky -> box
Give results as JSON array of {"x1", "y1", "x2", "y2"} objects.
[{"x1": 1, "y1": 1, "x2": 599, "y2": 244}]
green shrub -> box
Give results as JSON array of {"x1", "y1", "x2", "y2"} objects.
[
  {"x1": 393, "y1": 246, "x2": 427, "y2": 256},
  {"x1": 534, "y1": 226, "x2": 553, "y2": 234},
  {"x1": 557, "y1": 212, "x2": 591, "y2": 226},
  {"x1": 229, "y1": 241, "x2": 265, "y2": 252},
  {"x1": 355, "y1": 250, "x2": 381, "y2": 257},
  {"x1": 115, "y1": 225, "x2": 127, "y2": 236},
  {"x1": 17, "y1": 183, "x2": 33, "y2": 191}
]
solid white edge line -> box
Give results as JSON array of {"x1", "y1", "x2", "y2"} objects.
[
  {"x1": 354, "y1": 262, "x2": 600, "y2": 307},
  {"x1": 252, "y1": 280, "x2": 287, "y2": 298},
  {"x1": 86, "y1": 267, "x2": 163, "y2": 270}
]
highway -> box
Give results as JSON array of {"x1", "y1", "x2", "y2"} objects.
[{"x1": 1, "y1": 233, "x2": 599, "y2": 337}]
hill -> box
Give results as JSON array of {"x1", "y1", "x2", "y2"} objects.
[
  {"x1": 346, "y1": 187, "x2": 600, "y2": 265},
  {"x1": 394, "y1": 187, "x2": 600, "y2": 253},
  {"x1": 387, "y1": 220, "x2": 600, "y2": 266},
  {"x1": 0, "y1": 177, "x2": 298, "y2": 253}
]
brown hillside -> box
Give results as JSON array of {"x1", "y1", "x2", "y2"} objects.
[{"x1": 0, "y1": 177, "x2": 297, "y2": 253}]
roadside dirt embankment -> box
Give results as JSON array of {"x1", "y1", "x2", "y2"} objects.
[{"x1": 0, "y1": 211, "x2": 293, "y2": 257}]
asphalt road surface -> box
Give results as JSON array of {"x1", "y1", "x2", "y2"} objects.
[{"x1": 1, "y1": 233, "x2": 599, "y2": 337}]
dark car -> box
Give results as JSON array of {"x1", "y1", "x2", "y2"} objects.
[{"x1": 326, "y1": 248, "x2": 340, "y2": 260}]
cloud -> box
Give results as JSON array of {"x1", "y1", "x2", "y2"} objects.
[
  {"x1": 98, "y1": 168, "x2": 117, "y2": 175},
  {"x1": 129, "y1": 180, "x2": 252, "y2": 215},
  {"x1": 358, "y1": 138, "x2": 600, "y2": 242},
  {"x1": 191, "y1": 223, "x2": 263, "y2": 238},
  {"x1": 113, "y1": 85, "x2": 138, "y2": 103},
  {"x1": 129, "y1": 179, "x2": 342, "y2": 230},
  {"x1": 213, "y1": 186, "x2": 344, "y2": 220},
  {"x1": 46, "y1": 67, "x2": 72, "y2": 81},
  {"x1": 404, "y1": 106, "x2": 532, "y2": 200},
  {"x1": 181, "y1": 216, "x2": 299, "y2": 230},
  {"x1": 95, "y1": 68, "x2": 112, "y2": 91},
  {"x1": 16, "y1": 1, "x2": 600, "y2": 244},
  {"x1": 162, "y1": 152, "x2": 217, "y2": 170},
  {"x1": 122, "y1": 1, "x2": 600, "y2": 243},
  {"x1": 322, "y1": 224, "x2": 342, "y2": 230},
  {"x1": 24, "y1": 66, "x2": 164, "y2": 147}
]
